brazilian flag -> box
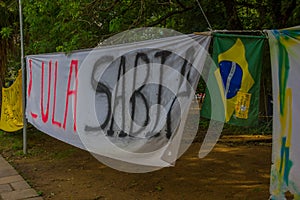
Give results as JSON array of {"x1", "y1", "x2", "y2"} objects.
[{"x1": 201, "y1": 33, "x2": 266, "y2": 126}]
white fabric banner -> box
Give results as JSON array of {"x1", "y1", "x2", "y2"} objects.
[
  {"x1": 267, "y1": 26, "x2": 300, "y2": 198},
  {"x1": 26, "y1": 34, "x2": 211, "y2": 170}
]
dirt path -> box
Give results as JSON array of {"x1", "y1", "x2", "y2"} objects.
[{"x1": 3, "y1": 134, "x2": 272, "y2": 200}]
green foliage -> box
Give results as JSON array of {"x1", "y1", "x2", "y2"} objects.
[
  {"x1": 24, "y1": 0, "x2": 86, "y2": 53},
  {"x1": 109, "y1": 18, "x2": 121, "y2": 33},
  {"x1": 19, "y1": 0, "x2": 300, "y2": 56},
  {"x1": 18, "y1": 0, "x2": 300, "y2": 55},
  {"x1": 0, "y1": 27, "x2": 13, "y2": 39},
  {"x1": 0, "y1": 0, "x2": 20, "y2": 85}
]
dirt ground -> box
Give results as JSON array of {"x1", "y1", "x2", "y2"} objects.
[{"x1": 2, "y1": 132, "x2": 272, "y2": 200}]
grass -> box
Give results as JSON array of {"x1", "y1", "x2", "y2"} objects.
[
  {"x1": 0, "y1": 130, "x2": 23, "y2": 154},
  {"x1": 198, "y1": 117, "x2": 272, "y2": 135},
  {"x1": 0, "y1": 126, "x2": 72, "y2": 159},
  {"x1": 51, "y1": 148, "x2": 76, "y2": 160}
]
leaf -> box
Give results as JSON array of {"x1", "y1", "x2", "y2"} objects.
[
  {"x1": 109, "y1": 18, "x2": 121, "y2": 33},
  {"x1": 0, "y1": 27, "x2": 13, "y2": 39}
]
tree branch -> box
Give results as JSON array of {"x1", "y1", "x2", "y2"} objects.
[
  {"x1": 88, "y1": 0, "x2": 120, "y2": 12},
  {"x1": 175, "y1": 0, "x2": 187, "y2": 9},
  {"x1": 146, "y1": 6, "x2": 193, "y2": 27}
]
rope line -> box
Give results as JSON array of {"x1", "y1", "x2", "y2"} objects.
[{"x1": 195, "y1": 0, "x2": 213, "y2": 31}]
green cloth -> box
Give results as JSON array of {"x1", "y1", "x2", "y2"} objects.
[{"x1": 201, "y1": 33, "x2": 266, "y2": 126}]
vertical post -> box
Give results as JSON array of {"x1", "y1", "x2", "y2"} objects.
[{"x1": 18, "y1": 0, "x2": 27, "y2": 154}]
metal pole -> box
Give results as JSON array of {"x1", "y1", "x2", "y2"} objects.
[{"x1": 18, "y1": 0, "x2": 27, "y2": 154}]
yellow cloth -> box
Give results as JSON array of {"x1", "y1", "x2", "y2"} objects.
[{"x1": 0, "y1": 71, "x2": 23, "y2": 132}]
